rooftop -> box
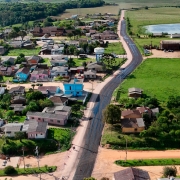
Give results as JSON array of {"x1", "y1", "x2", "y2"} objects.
[
  {"x1": 49, "y1": 96, "x2": 68, "y2": 104},
  {"x1": 43, "y1": 105, "x2": 71, "y2": 113},
  {"x1": 9, "y1": 86, "x2": 25, "y2": 93},
  {"x1": 121, "y1": 118, "x2": 145, "y2": 128}
]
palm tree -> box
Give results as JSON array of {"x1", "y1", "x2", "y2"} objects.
[{"x1": 31, "y1": 84, "x2": 36, "y2": 91}]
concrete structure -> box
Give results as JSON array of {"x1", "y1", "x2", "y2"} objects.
[
  {"x1": 63, "y1": 78, "x2": 83, "y2": 96},
  {"x1": 128, "y1": 87, "x2": 143, "y2": 98},
  {"x1": 50, "y1": 66, "x2": 68, "y2": 77},
  {"x1": 84, "y1": 70, "x2": 97, "y2": 79},
  {"x1": 170, "y1": 34, "x2": 180, "y2": 38},
  {"x1": 38, "y1": 86, "x2": 61, "y2": 96},
  {"x1": 30, "y1": 69, "x2": 49, "y2": 82},
  {"x1": 9, "y1": 86, "x2": 25, "y2": 95},
  {"x1": 160, "y1": 40, "x2": 180, "y2": 50},
  {"x1": 94, "y1": 47, "x2": 104, "y2": 62},
  {"x1": 14, "y1": 67, "x2": 30, "y2": 82}
]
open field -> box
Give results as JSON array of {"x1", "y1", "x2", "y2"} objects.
[
  {"x1": 105, "y1": 42, "x2": 126, "y2": 55},
  {"x1": 72, "y1": 57, "x2": 94, "y2": 66},
  {"x1": 5, "y1": 47, "x2": 40, "y2": 56},
  {"x1": 115, "y1": 58, "x2": 180, "y2": 102},
  {"x1": 115, "y1": 158, "x2": 180, "y2": 167}
]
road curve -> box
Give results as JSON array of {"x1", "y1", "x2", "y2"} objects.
[{"x1": 60, "y1": 10, "x2": 143, "y2": 180}]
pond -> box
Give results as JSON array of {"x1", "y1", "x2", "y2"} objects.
[{"x1": 145, "y1": 23, "x2": 180, "y2": 34}]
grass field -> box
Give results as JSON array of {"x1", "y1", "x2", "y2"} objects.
[
  {"x1": 115, "y1": 158, "x2": 180, "y2": 167},
  {"x1": 105, "y1": 42, "x2": 126, "y2": 55},
  {"x1": 114, "y1": 58, "x2": 180, "y2": 102},
  {"x1": 5, "y1": 47, "x2": 40, "y2": 56},
  {"x1": 72, "y1": 57, "x2": 94, "y2": 66},
  {"x1": 39, "y1": 58, "x2": 51, "y2": 66},
  {"x1": 0, "y1": 76, "x2": 13, "y2": 82}
]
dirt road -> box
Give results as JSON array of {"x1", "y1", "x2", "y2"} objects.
[{"x1": 92, "y1": 147, "x2": 180, "y2": 180}]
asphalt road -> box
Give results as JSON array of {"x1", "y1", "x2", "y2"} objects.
[{"x1": 68, "y1": 16, "x2": 143, "y2": 179}]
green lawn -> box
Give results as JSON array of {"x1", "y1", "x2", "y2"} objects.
[
  {"x1": 11, "y1": 116, "x2": 26, "y2": 123},
  {"x1": 5, "y1": 47, "x2": 41, "y2": 56},
  {"x1": 115, "y1": 159, "x2": 180, "y2": 167},
  {"x1": 47, "y1": 128, "x2": 75, "y2": 151},
  {"x1": 0, "y1": 166, "x2": 56, "y2": 176},
  {"x1": 105, "y1": 42, "x2": 126, "y2": 55},
  {"x1": 115, "y1": 58, "x2": 180, "y2": 102},
  {"x1": 72, "y1": 57, "x2": 95, "y2": 67},
  {"x1": 39, "y1": 58, "x2": 51, "y2": 66},
  {"x1": 0, "y1": 76, "x2": 13, "y2": 82}
]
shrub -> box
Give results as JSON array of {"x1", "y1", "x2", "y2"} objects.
[
  {"x1": 4, "y1": 166, "x2": 17, "y2": 175},
  {"x1": 163, "y1": 166, "x2": 177, "y2": 177}
]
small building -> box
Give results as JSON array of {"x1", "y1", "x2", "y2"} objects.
[
  {"x1": 69, "y1": 67, "x2": 84, "y2": 74},
  {"x1": 84, "y1": 70, "x2": 97, "y2": 79},
  {"x1": 1, "y1": 123, "x2": 24, "y2": 137},
  {"x1": 136, "y1": 106, "x2": 152, "y2": 118},
  {"x1": 2, "y1": 57, "x2": 15, "y2": 65},
  {"x1": 9, "y1": 86, "x2": 25, "y2": 95},
  {"x1": 0, "y1": 87, "x2": 5, "y2": 95},
  {"x1": 50, "y1": 66, "x2": 68, "y2": 77},
  {"x1": 38, "y1": 86, "x2": 61, "y2": 96},
  {"x1": 121, "y1": 118, "x2": 145, "y2": 133},
  {"x1": 160, "y1": 40, "x2": 180, "y2": 50},
  {"x1": 63, "y1": 78, "x2": 84, "y2": 96},
  {"x1": 170, "y1": 34, "x2": 180, "y2": 38},
  {"x1": 14, "y1": 67, "x2": 30, "y2": 82},
  {"x1": 26, "y1": 111, "x2": 68, "y2": 126},
  {"x1": 51, "y1": 47, "x2": 64, "y2": 55},
  {"x1": 128, "y1": 87, "x2": 143, "y2": 98},
  {"x1": 0, "y1": 66, "x2": 13, "y2": 76},
  {"x1": 23, "y1": 120, "x2": 48, "y2": 139},
  {"x1": 30, "y1": 69, "x2": 49, "y2": 82},
  {"x1": 151, "y1": 107, "x2": 159, "y2": 117},
  {"x1": 11, "y1": 95, "x2": 26, "y2": 105},
  {"x1": 49, "y1": 96, "x2": 68, "y2": 106},
  {"x1": 26, "y1": 55, "x2": 41, "y2": 65},
  {"x1": 0, "y1": 46, "x2": 7, "y2": 55},
  {"x1": 121, "y1": 109, "x2": 142, "y2": 119},
  {"x1": 10, "y1": 104, "x2": 26, "y2": 114},
  {"x1": 87, "y1": 62, "x2": 105, "y2": 72},
  {"x1": 42, "y1": 105, "x2": 71, "y2": 118},
  {"x1": 113, "y1": 167, "x2": 150, "y2": 180}
]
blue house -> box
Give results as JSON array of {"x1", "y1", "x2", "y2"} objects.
[
  {"x1": 13, "y1": 67, "x2": 30, "y2": 82},
  {"x1": 63, "y1": 78, "x2": 83, "y2": 96}
]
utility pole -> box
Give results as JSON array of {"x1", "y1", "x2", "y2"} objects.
[
  {"x1": 125, "y1": 137, "x2": 127, "y2": 162},
  {"x1": 22, "y1": 146, "x2": 25, "y2": 170},
  {"x1": 151, "y1": 41, "x2": 152, "y2": 54},
  {"x1": 35, "y1": 146, "x2": 41, "y2": 180}
]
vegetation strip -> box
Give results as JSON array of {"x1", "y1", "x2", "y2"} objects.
[{"x1": 115, "y1": 159, "x2": 180, "y2": 167}]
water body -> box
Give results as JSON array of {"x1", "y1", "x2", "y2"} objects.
[{"x1": 145, "y1": 24, "x2": 180, "y2": 34}]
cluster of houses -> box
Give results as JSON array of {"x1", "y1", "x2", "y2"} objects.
[
  {"x1": 0, "y1": 84, "x2": 81, "y2": 139},
  {"x1": 120, "y1": 87, "x2": 159, "y2": 133},
  {"x1": 0, "y1": 54, "x2": 105, "y2": 83}
]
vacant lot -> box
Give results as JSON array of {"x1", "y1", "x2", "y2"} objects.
[
  {"x1": 116, "y1": 58, "x2": 180, "y2": 101},
  {"x1": 105, "y1": 42, "x2": 126, "y2": 55},
  {"x1": 5, "y1": 47, "x2": 40, "y2": 56},
  {"x1": 72, "y1": 57, "x2": 94, "y2": 67}
]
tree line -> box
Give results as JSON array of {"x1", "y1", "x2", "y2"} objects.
[{"x1": 0, "y1": 0, "x2": 105, "y2": 26}]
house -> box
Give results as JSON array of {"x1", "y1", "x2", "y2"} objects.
[
  {"x1": 30, "y1": 69, "x2": 49, "y2": 82},
  {"x1": 0, "y1": 46, "x2": 6, "y2": 55},
  {"x1": 160, "y1": 40, "x2": 180, "y2": 50},
  {"x1": 14, "y1": 67, "x2": 30, "y2": 82},
  {"x1": 0, "y1": 87, "x2": 5, "y2": 95},
  {"x1": 38, "y1": 86, "x2": 61, "y2": 96},
  {"x1": 170, "y1": 34, "x2": 180, "y2": 38},
  {"x1": 84, "y1": 70, "x2": 97, "y2": 79},
  {"x1": 136, "y1": 106, "x2": 152, "y2": 118},
  {"x1": 9, "y1": 86, "x2": 25, "y2": 95},
  {"x1": 10, "y1": 104, "x2": 26, "y2": 114},
  {"x1": 26, "y1": 111, "x2": 68, "y2": 126},
  {"x1": 69, "y1": 67, "x2": 84, "y2": 74},
  {"x1": 151, "y1": 107, "x2": 159, "y2": 117},
  {"x1": 50, "y1": 66, "x2": 68, "y2": 78},
  {"x1": 51, "y1": 46, "x2": 64, "y2": 55},
  {"x1": 39, "y1": 46, "x2": 52, "y2": 55},
  {"x1": 11, "y1": 95, "x2": 26, "y2": 105},
  {"x1": 2, "y1": 57, "x2": 15, "y2": 65},
  {"x1": 63, "y1": 78, "x2": 84, "y2": 96},
  {"x1": 113, "y1": 167, "x2": 150, "y2": 180},
  {"x1": 0, "y1": 66, "x2": 13, "y2": 76},
  {"x1": 49, "y1": 96, "x2": 68, "y2": 106},
  {"x1": 121, "y1": 109, "x2": 142, "y2": 119},
  {"x1": 23, "y1": 120, "x2": 48, "y2": 139},
  {"x1": 128, "y1": 87, "x2": 143, "y2": 98},
  {"x1": 121, "y1": 118, "x2": 145, "y2": 133},
  {"x1": 1, "y1": 123, "x2": 24, "y2": 137},
  {"x1": 42, "y1": 105, "x2": 71, "y2": 118},
  {"x1": 87, "y1": 62, "x2": 105, "y2": 72},
  {"x1": 50, "y1": 55, "x2": 68, "y2": 66},
  {"x1": 27, "y1": 55, "x2": 41, "y2": 65}
]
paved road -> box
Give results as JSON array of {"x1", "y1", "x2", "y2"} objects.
[{"x1": 60, "y1": 10, "x2": 142, "y2": 180}]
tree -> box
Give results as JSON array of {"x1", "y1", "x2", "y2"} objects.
[
  {"x1": 102, "y1": 104, "x2": 121, "y2": 124},
  {"x1": 39, "y1": 99, "x2": 54, "y2": 109},
  {"x1": 163, "y1": 166, "x2": 177, "y2": 177},
  {"x1": 82, "y1": 61, "x2": 87, "y2": 68},
  {"x1": 101, "y1": 53, "x2": 116, "y2": 68},
  {"x1": 18, "y1": 30, "x2": 27, "y2": 41},
  {"x1": 101, "y1": 178, "x2": 109, "y2": 180},
  {"x1": 31, "y1": 84, "x2": 36, "y2": 91},
  {"x1": 6, "y1": 110, "x2": 15, "y2": 122},
  {"x1": 14, "y1": 132, "x2": 25, "y2": 143},
  {"x1": 4, "y1": 166, "x2": 17, "y2": 175},
  {"x1": 26, "y1": 101, "x2": 39, "y2": 111},
  {"x1": 83, "y1": 178, "x2": 96, "y2": 180},
  {"x1": 67, "y1": 33, "x2": 73, "y2": 40},
  {"x1": 26, "y1": 91, "x2": 44, "y2": 102},
  {"x1": 74, "y1": 49, "x2": 80, "y2": 58}
]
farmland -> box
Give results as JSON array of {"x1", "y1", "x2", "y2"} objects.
[{"x1": 115, "y1": 58, "x2": 180, "y2": 102}]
